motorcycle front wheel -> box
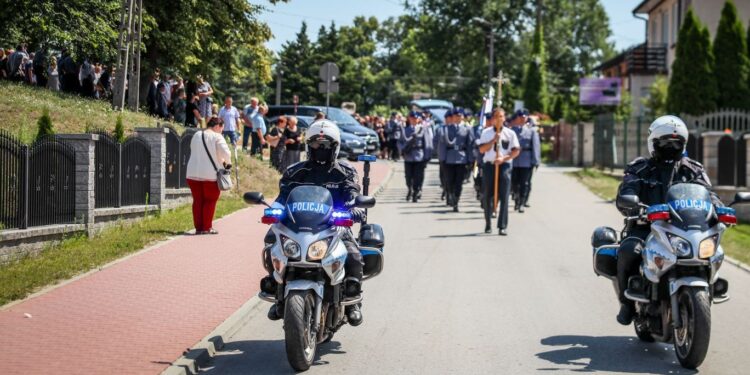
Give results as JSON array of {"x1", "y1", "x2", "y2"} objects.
[
  {"x1": 673, "y1": 288, "x2": 711, "y2": 369},
  {"x1": 284, "y1": 290, "x2": 318, "y2": 371}
]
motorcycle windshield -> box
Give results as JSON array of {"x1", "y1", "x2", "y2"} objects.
[
  {"x1": 666, "y1": 183, "x2": 713, "y2": 231},
  {"x1": 283, "y1": 186, "x2": 334, "y2": 232}
]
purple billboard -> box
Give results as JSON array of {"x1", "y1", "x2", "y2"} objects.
[{"x1": 579, "y1": 77, "x2": 621, "y2": 106}]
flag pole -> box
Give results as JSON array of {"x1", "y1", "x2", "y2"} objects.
[{"x1": 493, "y1": 71, "x2": 504, "y2": 213}]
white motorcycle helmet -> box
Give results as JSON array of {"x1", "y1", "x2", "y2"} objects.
[
  {"x1": 305, "y1": 119, "x2": 341, "y2": 165},
  {"x1": 647, "y1": 115, "x2": 689, "y2": 162}
]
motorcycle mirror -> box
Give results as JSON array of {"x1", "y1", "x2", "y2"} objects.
[
  {"x1": 243, "y1": 192, "x2": 268, "y2": 207},
  {"x1": 731, "y1": 192, "x2": 750, "y2": 206},
  {"x1": 617, "y1": 195, "x2": 640, "y2": 209},
  {"x1": 355, "y1": 195, "x2": 376, "y2": 209}
]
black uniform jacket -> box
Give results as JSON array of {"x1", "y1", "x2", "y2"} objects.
[{"x1": 275, "y1": 160, "x2": 361, "y2": 210}]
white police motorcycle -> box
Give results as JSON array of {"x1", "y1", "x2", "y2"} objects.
[
  {"x1": 243, "y1": 157, "x2": 385, "y2": 372},
  {"x1": 592, "y1": 184, "x2": 750, "y2": 369}
]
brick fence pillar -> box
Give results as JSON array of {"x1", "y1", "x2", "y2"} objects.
[
  {"x1": 57, "y1": 133, "x2": 98, "y2": 236},
  {"x1": 701, "y1": 131, "x2": 724, "y2": 184},
  {"x1": 136, "y1": 127, "x2": 168, "y2": 208}
]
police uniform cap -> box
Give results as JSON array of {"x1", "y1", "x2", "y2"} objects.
[{"x1": 408, "y1": 111, "x2": 422, "y2": 119}]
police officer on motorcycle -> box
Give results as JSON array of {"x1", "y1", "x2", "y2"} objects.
[
  {"x1": 614, "y1": 115, "x2": 723, "y2": 325},
  {"x1": 265, "y1": 120, "x2": 366, "y2": 326}
]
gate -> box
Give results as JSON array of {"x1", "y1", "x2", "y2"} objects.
[
  {"x1": 593, "y1": 113, "x2": 616, "y2": 169},
  {"x1": 0, "y1": 131, "x2": 26, "y2": 229},
  {"x1": 28, "y1": 139, "x2": 76, "y2": 226},
  {"x1": 121, "y1": 137, "x2": 151, "y2": 206},
  {"x1": 180, "y1": 130, "x2": 196, "y2": 186},
  {"x1": 93, "y1": 132, "x2": 120, "y2": 208},
  {"x1": 165, "y1": 126, "x2": 180, "y2": 188},
  {"x1": 738, "y1": 135, "x2": 748, "y2": 187},
  {"x1": 717, "y1": 135, "x2": 736, "y2": 186}
]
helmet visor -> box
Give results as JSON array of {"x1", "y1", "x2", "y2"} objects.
[{"x1": 308, "y1": 136, "x2": 335, "y2": 149}]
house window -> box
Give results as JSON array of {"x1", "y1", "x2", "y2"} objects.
[
  {"x1": 651, "y1": 19, "x2": 657, "y2": 46},
  {"x1": 662, "y1": 11, "x2": 669, "y2": 45}
]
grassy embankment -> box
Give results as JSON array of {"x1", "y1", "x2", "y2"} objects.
[
  {"x1": 0, "y1": 82, "x2": 280, "y2": 306},
  {"x1": 567, "y1": 168, "x2": 750, "y2": 265}
]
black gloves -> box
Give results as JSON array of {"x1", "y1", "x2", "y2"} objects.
[{"x1": 350, "y1": 208, "x2": 367, "y2": 223}]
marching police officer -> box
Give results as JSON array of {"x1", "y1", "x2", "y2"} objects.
[
  {"x1": 437, "y1": 108, "x2": 475, "y2": 212},
  {"x1": 509, "y1": 110, "x2": 540, "y2": 213},
  {"x1": 398, "y1": 111, "x2": 433, "y2": 202},
  {"x1": 435, "y1": 109, "x2": 451, "y2": 202},
  {"x1": 524, "y1": 113, "x2": 542, "y2": 207},
  {"x1": 478, "y1": 108, "x2": 520, "y2": 235}
]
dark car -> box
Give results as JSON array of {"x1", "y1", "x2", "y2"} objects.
[
  {"x1": 267, "y1": 105, "x2": 380, "y2": 153},
  {"x1": 265, "y1": 115, "x2": 366, "y2": 161}
]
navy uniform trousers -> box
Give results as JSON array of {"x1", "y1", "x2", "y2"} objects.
[{"x1": 482, "y1": 162, "x2": 512, "y2": 229}]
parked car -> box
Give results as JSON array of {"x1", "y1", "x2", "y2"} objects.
[
  {"x1": 265, "y1": 115, "x2": 366, "y2": 161},
  {"x1": 267, "y1": 105, "x2": 380, "y2": 154},
  {"x1": 410, "y1": 99, "x2": 454, "y2": 125}
]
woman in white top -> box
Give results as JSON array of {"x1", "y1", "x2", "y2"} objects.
[{"x1": 186, "y1": 117, "x2": 231, "y2": 234}]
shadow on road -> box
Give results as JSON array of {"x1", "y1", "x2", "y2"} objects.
[
  {"x1": 202, "y1": 339, "x2": 346, "y2": 374},
  {"x1": 536, "y1": 335, "x2": 697, "y2": 374}
]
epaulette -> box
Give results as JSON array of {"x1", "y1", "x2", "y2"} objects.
[{"x1": 625, "y1": 157, "x2": 650, "y2": 176}]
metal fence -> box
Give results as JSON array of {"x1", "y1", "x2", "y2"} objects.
[
  {"x1": 91, "y1": 131, "x2": 151, "y2": 208},
  {"x1": 164, "y1": 126, "x2": 195, "y2": 189},
  {"x1": 682, "y1": 108, "x2": 750, "y2": 133},
  {"x1": 0, "y1": 131, "x2": 76, "y2": 230}
]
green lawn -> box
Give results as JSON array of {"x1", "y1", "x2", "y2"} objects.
[
  {"x1": 567, "y1": 168, "x2": 750, "y2": 265},
  {"x1": 565, "y1": 168, "x2": 620, "y2": 201},
  {"x1": 0, "y1": 81, "x2": 183, "y2": 143}
]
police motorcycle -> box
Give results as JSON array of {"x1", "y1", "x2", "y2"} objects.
[
  {"x1": 243, "y1": 155, "x2": 385, "y2": 372},
  {"x1": 592, "y1": 185, "x2": 750, "y2": 368}
]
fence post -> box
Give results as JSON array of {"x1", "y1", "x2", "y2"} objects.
[
  {"x1": 57, "y1": 134, "x2": 98, "y2": 236},
  {"x1": 20, "y1": 145, "x2": 29, "y2": 229},
  {"x1": 136, "y1": 127, "x2": 168, "y2": 208},
  {"x1": 701, "y1": 132, "x2": 725, "y2": 184}
]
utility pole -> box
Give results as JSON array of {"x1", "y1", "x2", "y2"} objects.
[
  {"x1": 112, "y1": 0, "x2": 134, "y2": 111},
  {"x1": 275, "y1": 66, "x2": 283, "y2": 105},
  {"x1": 126, "y1": 0, "x2": 143, "y2": 111},
  {"x1": 488, "y1": 32, "x2": 495, "y2": 89}
]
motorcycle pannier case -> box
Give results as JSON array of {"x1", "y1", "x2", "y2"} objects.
[
  {"x1": 591, "y1": 226, "x2": 618, "y2": 278},
  {"x1": 360, "y1": 224, "x2": 385, "y2": 279}
]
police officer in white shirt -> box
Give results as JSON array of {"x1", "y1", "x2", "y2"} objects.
[{"x1": 477, "y1": 108, "x2": 520, "y2": 235}]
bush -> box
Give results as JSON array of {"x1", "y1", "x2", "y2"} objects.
[
  {"x1": 114, "y1": 114, "x2": 125, "y2": 142},
  {"x1": 642, "y1": 76, "x2": 668, "y2": 117},
  {"x1": 35, "y1": 108, "x2": 54, "y2": 142}
]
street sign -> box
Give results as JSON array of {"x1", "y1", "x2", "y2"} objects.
[
  {"x1": 318, "y1": 82, "x2": 340, "y2": 93},
  {"x1": 319, "y1": 62, "x2": 339, "y2": 82}
]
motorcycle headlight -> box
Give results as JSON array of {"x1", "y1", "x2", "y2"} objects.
[
  {"x1": 281, "y1": 235, "x2": 300, "y2": 258},
  {"x1": 699, "y1": 237, "x2": 716, "y2": 259},
  {"x1": 307, "y1": 238, "x2": 330, "y2": 261},
  {"x1": 668, "y1": 235, "x2": 692, "y2": 258}
]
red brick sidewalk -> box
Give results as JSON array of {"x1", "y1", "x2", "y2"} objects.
[{"x1": 0, "y1": 161, "x2": 391, "y2": 375}]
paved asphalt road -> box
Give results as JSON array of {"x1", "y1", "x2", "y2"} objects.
[{"x1": 203, "y1": 163, "x2": 750, "y2": 374}]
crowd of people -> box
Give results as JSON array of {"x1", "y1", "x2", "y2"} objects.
[{"x1": 0, "y1": 43, "x2": 115, "y2": 98}]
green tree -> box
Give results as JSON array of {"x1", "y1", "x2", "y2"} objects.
[
  {"x1": 550, "y1": 95, "x2": 566, "y2": 121},
  {"x1": 523, "y1": 20, "x2": 548, "y2": 113},
  {"x1": 277, "y1": 22, "x2": 318, "y2": 105},
  {"x1": 35, "y1": 108, "x2": 54, "y2": 142},
  {"x1": 713, "y1": 0, "x2": 750, "y2": 109},
  {"x1": 667, "y1": 8, "x2": 717, "y2": 115},
  {"x1": 642, "y1": 76, "x2": 669, "y2": 117}
]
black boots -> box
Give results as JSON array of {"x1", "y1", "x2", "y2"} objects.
[
  {"x1": 268, "y1": 303, "x2": 283, "y2": 321},
  {"x1": 346, "y1": 304, "x2": 363, "y2": 326},
  {"x1": 406, "y1": 189, "x2": 412, "y2": 201},
  {"x1": 617, "y1": 303, "x2": 634, "y2": 325}
]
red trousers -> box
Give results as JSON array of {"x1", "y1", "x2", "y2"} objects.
[{"x1": 187, "y1": 179, "x2": 221, "y2": 232}]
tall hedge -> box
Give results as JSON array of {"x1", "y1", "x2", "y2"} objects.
[
  {"x1": 667, "y1": 8, "x2": 717, "y2": 115},
  {"x1": 714, "y1": 0, "x2": 750, "y2": 109},
  {"x1": 523, "y1": 21, "x2": 549, "y2": 113}
]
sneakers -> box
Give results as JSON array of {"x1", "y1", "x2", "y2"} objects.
[{"x1": 617, "y1": 303, "x2": 634, "y2": 325}]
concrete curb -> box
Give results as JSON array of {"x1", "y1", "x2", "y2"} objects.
[
  {"x1": 161, "y1": 162, "x2": 395, "y2": 375},
  {"x1": 725, "y1": 255, "x2": 750, "y2": 274}
]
